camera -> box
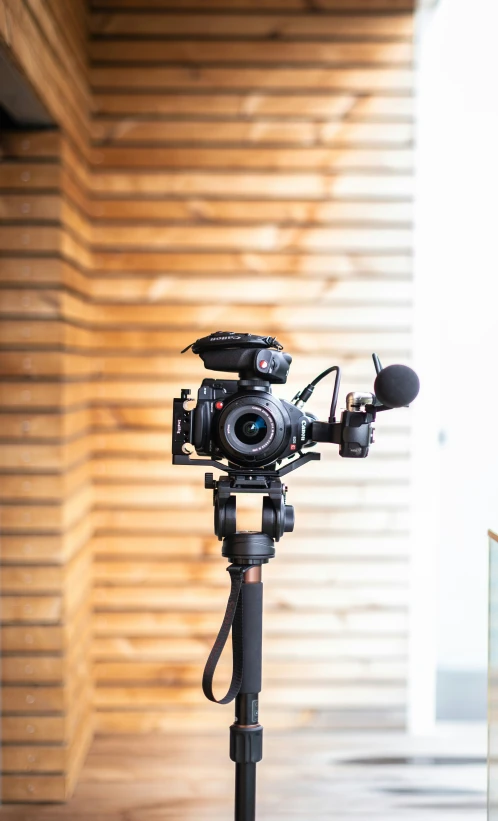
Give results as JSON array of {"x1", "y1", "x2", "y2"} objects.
[{"x1": 172, "y1": 331, "x2": 420, "y2": 472}]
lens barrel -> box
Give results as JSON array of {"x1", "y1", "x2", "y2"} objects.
[{"x1": 217, "y1": 394, "x2": 288, "y2": 466}]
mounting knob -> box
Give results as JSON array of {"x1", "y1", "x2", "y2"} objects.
[
  {"x1": 283, "y1": 504, "x2": 295, "y2": 534},
  {"x1": 205, "y1": 473, "x2": 215, "y2": 489}
]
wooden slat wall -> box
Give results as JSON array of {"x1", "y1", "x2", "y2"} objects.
[
  {"x1": 1, "y1": 0, "x2": 415, "y2": 801},
  {"x1": 87, "y1": 0, "x2": 414, "y2": 733},
  {"x1": 0, "y1": 131, "x2": 94, "y2": 802},
  {"x1": 0, "y1": 0, "x2": 93, "y2": 803}
]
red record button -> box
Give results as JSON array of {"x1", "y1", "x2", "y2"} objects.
[
  {"x1": 259, "y1": 359, "x2": 269, "y2": 369},
  {"x1": 215, "y1": 401, "x2": 224, "y2": 410}
]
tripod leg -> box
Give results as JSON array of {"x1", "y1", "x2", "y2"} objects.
[{"x1": 231, "y1": 566, "x2": 263, "y2": 821}]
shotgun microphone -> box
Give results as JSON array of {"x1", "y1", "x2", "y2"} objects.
[{"x1": 374, "y1": 364, "x2": 420, "y2": 409}]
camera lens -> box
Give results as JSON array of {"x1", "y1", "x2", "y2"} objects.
[
  {"x1": 217, "y1": 395, "x2": 288, "y2": 467},
  {"x1": 235, "y1": 413, "x2": 267, "y2": 445}
]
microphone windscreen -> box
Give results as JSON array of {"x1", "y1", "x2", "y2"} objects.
[{"x1": 374, "y1": 364, "x2": 420, "y2": 409}]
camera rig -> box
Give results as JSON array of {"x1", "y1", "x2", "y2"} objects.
[
  {"x1": 171, "y1": 331, "x2": 419, "y2": 821},
  {"x1": 172, "y1": 330, "x2": 419, "y2": 547}
]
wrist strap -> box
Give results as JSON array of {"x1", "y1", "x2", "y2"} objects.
[{"x1": 202, "y1": 564, "x2": 250, "y2": 705}]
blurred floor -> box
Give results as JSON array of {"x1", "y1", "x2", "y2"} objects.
[{"x1": 0, "y1": 725, "x2": 486, "y2": 820}]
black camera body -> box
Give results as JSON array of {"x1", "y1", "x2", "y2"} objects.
[{"x1": 174, "y1": 377, "x2": 315, "y2": 469}]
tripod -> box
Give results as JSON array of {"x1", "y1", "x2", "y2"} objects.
[{"x1": 197, "y1": 460, "x2": 317, "y2": 821}]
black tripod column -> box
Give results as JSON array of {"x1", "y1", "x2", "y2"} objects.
[
  {"x1": 220, "y1": 533, "x2": 274, "y2": 821},
  {"x1": 230, "y1": 565, "x2": 263, "y2": 821}
]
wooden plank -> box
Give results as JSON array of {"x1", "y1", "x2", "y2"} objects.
[
  {"x1": 82, "y1": 199, "x2": 412, "y2": 225},
  {"x1": 91, "y1": 66, "x2": 413, "y2": 92},
  {"x1": 0, "y1": 408, "x2": 91, "y2": 441},
  {"x1": 91, "y1": 482, "x2": 410, "y2": 510},
  {"x1": 0, "y1": 290, "x2": 92, "y2": 322},
  {"x1": 89, "y1": 39, "x2": 413, "y2": 65},
  {"x1": 59, "y1": 328, "x2": 412, "y2": 353},
  {"x1": 94, "y1": 683, "x2": 405, "y2": 709},
  {"x1": 0, "y1": 130, "x2": 61, "y2": 158},
  {"x1": 24, "y1": 0, "x2": 91, "y2": 109},
  {"x1": 1, "y1": 574, "x2": 90, "y2": 625},
  {"x1": 2, "y1": 685, "x2": 75, "y2": 713},
  {"x1": 43, "y1": 0, "x2": 89, "y2": 81},
  {"x1": 89, "y1": 252, "x2": 412, "y2": 275},
  {"x1": 87, "y1": 171, "x2": 414, "y2": 198},
  {"x1": 91, "y1": 584, "x2": 409, "y2": 613},
  {"x1": 1, "y1": 712, "x2": 93, "y2": 800},
  {"x1": 93, "y1": 609, "x2": 408, "y2": 637},
  {"x1": 90, "y1": 120, "x2": 414, "y2": 145},
  {"x1": 0, "y1": 225, "x2": 62, "y2": 253},
  {"x1": 0, "y1": 382, "x2": 97, "y2": 409},
  {"x1": 90, "y1": 1, "x2": 416, "y2": 11},
  {"x1": 0, "y1": 163, "x2": 61, "y2": 189},
  {"x1": 1, "y1": 596, "x2": 63, "y2": 623},
  {"x1": 1, "y1": 637, "x2": 90, "y2": 684},
  {"x1": 92, "y1": 508, "x2": 409, "y2": 535},
  {"x1": 92, "y1": 635, "x2": 407, "y2": 662},
  {"x1": 11, "y1": 301, "x2": 410, "y2": 328},
  {"x1": 1, "y1": 694, "x2": 88, "y2": 743},
  {"x1": 92, "y1": 558, "x2": 408, "y2": 585},
  {"x1": 0, "y1": 319, "x2": 92, "y2": 349},
  {"x1": 89, "y1": 13, "x2": 414, "y2": 38},
  {"x1": 0, "y1": 351, "x2": 98, "y2": 377},
  {"x1": 94, "y1": 658, "x2": 407, "y2": 684},
  {"x1": 94, "y1": 92, "x2": 413, "y2": 118},
  {"x1": 91, "y1": 533, "x2": 409, "y2": 559},
  {"x1": 0, "y1": 258, "x2": 89, "y2": 293},
  {"x1": 0, "y1": 515, "x2": 93, "y2": 564},
  {"x1": 94, "y1": 707, "x2": 404, "y2": 732},
  {"x1": 0, "y1": 193, "x2": 61, "y2": 221},
  {"x1": 0, "y1": 436, "x2": 88, "y2": 470},
  {"x1": 1, "y1": 606, "x2": 91, "y2": 652},
  {"x1": 88, "y1": 226, "x2": 411, "y2": 251},
  {"x1": 90, "y1": 145, "x2": 412, "y2": 171}
]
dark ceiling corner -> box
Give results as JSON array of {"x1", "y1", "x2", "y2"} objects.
[{"x1": 0, "y1": 40, "x2": 53, "y2": 127}]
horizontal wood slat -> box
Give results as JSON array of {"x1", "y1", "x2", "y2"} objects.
[
  {"x1": 90, "y1": 14, "x2": 414, "y2": 38},
  {"x1": 89, "y1": 40, "x2": 413, "y2": 65},
  {"x1": 91, "y1": 1, "x2": 415, "y2": 10},
  {"x1": 94, "y1": 93, "x2": 413, "y2": 118},
  {"x1": 91, "y1": 66, "x2": 414, "y2": 91},
  {"x1": 91, "y1": 121, "x2": 414, "y2": 145}
]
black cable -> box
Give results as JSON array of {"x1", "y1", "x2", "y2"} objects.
[{"x1": 292, "y1": 365, "x2": 341, "y2": 422}]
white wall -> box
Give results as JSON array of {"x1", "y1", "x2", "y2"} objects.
[{"x1": 412, "y1": 0, "x2": 498, "y2": 728}]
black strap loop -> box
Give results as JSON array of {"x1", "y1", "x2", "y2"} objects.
[{"x1": 202, "y1": 564, "x2": 250, "y2": 704}]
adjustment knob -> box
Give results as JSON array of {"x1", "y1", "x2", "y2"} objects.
[
  {"x1": 284, "y1": 505, "x2": 295, "y2": 534},
  {"x1": 205, "y1": 473, "x2": 215, "y2": 489}
]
